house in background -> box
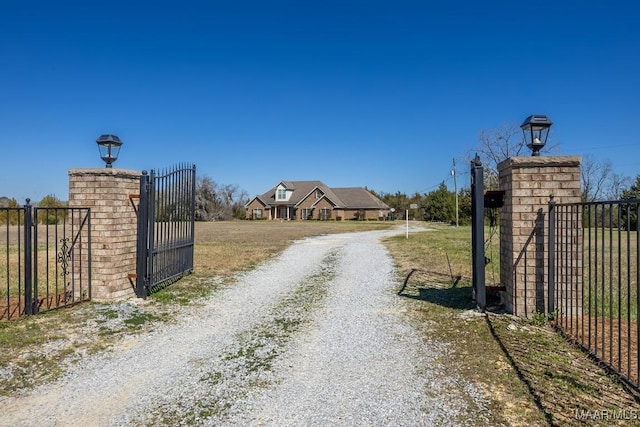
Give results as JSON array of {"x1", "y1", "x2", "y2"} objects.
[{"x1": 245, "y1": 180, "x2": 390, "y2": 221}]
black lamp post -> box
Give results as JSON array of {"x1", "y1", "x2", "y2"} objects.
[
  {"x1": 96, "y1": 134, "x2": 122, "y2": 168},
  {"x1": 520, "y1": 115, "x2": 552, "y2": 156}
]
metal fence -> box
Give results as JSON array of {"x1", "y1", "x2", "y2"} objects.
[
  {"x1": 136, "y1": 164, "x2": 196, "y2": 297},
  {"x1": 549, "y1": 197, "x2": 640, "y2": 390},
  {"x1": 1, "y1": 201, "x2": 91, "y2": 320}
]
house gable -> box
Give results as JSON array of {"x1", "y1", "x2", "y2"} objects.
[
  {"x1": 245, "y1": 195, "x2": 269, "y2": 209},
  {"x1": 274, "y1": 181, "x2": 296, "y2": 203}
]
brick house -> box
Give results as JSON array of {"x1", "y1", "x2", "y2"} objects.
[{"x1": 245, "y1": 180, "x2": 390, "y2": 220}]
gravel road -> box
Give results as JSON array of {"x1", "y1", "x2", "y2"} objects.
[{"x1": 2, "y1": 226, "x2": 491, "y2": 426}]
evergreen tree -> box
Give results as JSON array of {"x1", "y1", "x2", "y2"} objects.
[
  {"x1": 620, "y1": 175, "x2": 640, "y2": 230},
  {"x1": 424, "y1": 182, "x2": 455, "y2": 223}
]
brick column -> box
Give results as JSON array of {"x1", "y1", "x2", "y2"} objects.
[
  {"x1": 68, "y1": 168, "x2": 141, "y2": 301},
  {"x1": 498, "y1": 156, "x2": 581, "y2": 317}
]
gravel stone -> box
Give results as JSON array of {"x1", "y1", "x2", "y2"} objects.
[{"x1": 1, "y1": 225, "x2": 492, "y2": 426}]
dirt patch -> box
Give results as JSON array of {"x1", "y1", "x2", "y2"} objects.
[
  {"x1": 1, "y1": 292, "x2": 74, "y2": 321},
  {"x1": 556, "y1": 314, "x2": 640, "y2": 386}
]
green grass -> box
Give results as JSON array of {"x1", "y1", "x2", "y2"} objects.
[{"x1": 581, "y1": 227, "x2": 639, "y2": 320}]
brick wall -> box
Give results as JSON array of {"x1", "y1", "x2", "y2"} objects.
[
  {"x1": 498, "y1": 156, "x2": 581, "y2": 317},
  {"x1": 68, "y1": 168, "x2": 141, "y2": 301},
  {"x1": 246, "y1": 199, "x2": 270, "y2": 219}
]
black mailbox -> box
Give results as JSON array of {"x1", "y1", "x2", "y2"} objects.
[{"x1": 484, "y1": 190, "x2": 505, "y2": 208}]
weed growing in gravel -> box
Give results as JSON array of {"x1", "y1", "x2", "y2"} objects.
[
  {"x1": 0, "y1": 302, "x2": 169, "y2": 396},
  {"x1": 123, "y1": 311, "x2": 161, "y2": 329},
  {"x1": 144, "y1": 250, "x2": 340, "y2": 426}
]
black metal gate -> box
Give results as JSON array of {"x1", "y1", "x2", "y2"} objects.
[
  {"x1": 549, "y1": 197, "x2": 640, "y2": 391},
  {"x1": 135, "y1": 164, "x2": 196, "y2": 297},
  {"x1": 1, "y1": 201, "x2": 92, "y2": 320}
]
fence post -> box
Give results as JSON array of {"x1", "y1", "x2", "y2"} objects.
[
  {"x1": 136, "y1": 171, "x2": 150, "y2": 298},
  {"x1": 471, "y1": 155, "x2": 486, "y2": 311},
  {"x1": 190, "y1": 164, "x2": 196, "y2": 271},
  {"x1": 23, "y1": 199, "x2": 34, "y2": 315},
  {"x1": 548, "y1": 195, "x2": 555, "y2": 315}
]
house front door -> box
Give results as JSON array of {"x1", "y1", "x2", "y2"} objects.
[{"x1": 279, "y1": 207, "x2": 288, "y2": 219}]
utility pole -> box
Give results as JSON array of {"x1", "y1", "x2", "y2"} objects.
[{"x1": 452, "y1": 158, "x2": 459, "y2": 228}]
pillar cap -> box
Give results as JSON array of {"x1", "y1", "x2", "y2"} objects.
[
  {"x1": 497, "y1": 156, "x2": 581, "y2": 172},
  {"x1": 68, "y1": 168, "x2": 142, "y2": 178}
]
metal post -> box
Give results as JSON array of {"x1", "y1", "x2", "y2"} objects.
[
  {"x1": 471, "y1": 155, "x2": 486, "y2": 311},
  {"x1": 548, "y1": 195, "x2": 555, "y2": 315},
  {"x1": 136, "y1": 171, "x2": 150, "y2": 298},
  {"x1": 24, "y1": 199, "x2": 34, "y2": 315},
  {"x1": 190, "y1": 164, "x2": 196, "y2": 272},
  {"x1": 453, "y1": 158, "x2": 459, "y2": 228},
  {"x1": 406, "y1": 209, "x2": 409, "y2": 239},
  {"x1": 147, "y1": 169, "x2": 156, "y2": 291}
]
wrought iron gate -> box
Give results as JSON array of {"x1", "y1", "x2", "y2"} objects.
[
  {"x1": 1, "y1": 202, "x2": 92, "y2": 320},
  {"x1": 549, "y1": 197, "x2": 640, "y2": 391},
  {"x1": 135, "y1": 164, "x2": 196, "y2": 297}
]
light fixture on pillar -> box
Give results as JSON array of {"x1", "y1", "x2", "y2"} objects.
[
  {"x1": 96, "y1": 134, "x2": 122, "y2": 168},
  {"x1": 520, "y1": 115, "x2": 552, "y2": 156}
]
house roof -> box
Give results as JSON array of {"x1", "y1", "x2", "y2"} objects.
[
  {"x1": 249, "y1": 180, "x2": 389, "y2": 210},
  {"x1": 331, "y1": 187, "x2": 390, "y2": 209}
]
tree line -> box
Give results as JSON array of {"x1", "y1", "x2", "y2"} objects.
[
  {"x1": 2, "y1": 122, "x2": 637, "y2": 225},
  {"x1": 0, "y1": 176, "x2": 250, "y2": 225},
  {"x1": 371, "y1": 184, "x2": 472, "y2": 224},
  {"x1": 194, "y1": 176, "x2": 248, "y2": 221},
  {"x1": 0, "y1": 194, "x2": 69, "y2": 225},
  {"x1": 372, "y1": 173, "x2": 640, "y2": 227}
]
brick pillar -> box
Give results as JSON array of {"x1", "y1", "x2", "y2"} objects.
[
  {"x1": 498, "y1": 156, "x2": 581, "y2": 317},
  {"x1": 68, "y1": 168, "x2": 141, "y2": 301}
]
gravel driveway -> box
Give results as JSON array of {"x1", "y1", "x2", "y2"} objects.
[{"x1": 2, "y1": 226, "x2": 491, "y2": 426}]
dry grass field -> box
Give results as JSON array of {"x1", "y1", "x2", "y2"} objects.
[{"x1": 191, "y1": 220, "x2": 395, "y2": 277}]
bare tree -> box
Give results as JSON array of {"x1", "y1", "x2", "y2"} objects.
[
  {"x1": 195, "y1": 176, "x2": 249, "y2": 221},
  {"x1": 471, "y1": 122, "x2": 525, "y2": 189},
  {"x1": 195, "y1": 176, "x2": 219, "y2": 221},
  {"x1": 606, "y1": 172, "x2": 630, "y2": 200},
  {"x1": 476, "y1": 122, "x2": 527, "y2": 169},
  {"x1": 472, "y1": 121, "x2": 561, "y2": 190},
  {"x1": 581, "y1": 154, "x2": 613, "y2": 202}
]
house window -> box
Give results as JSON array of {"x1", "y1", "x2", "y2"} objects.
[
  {"x1": 320, "y1": 208, "x2": 331, "y2": 220},
  {"x1": 277, "y1": 188, "x2": 286, "y2": 200},
  {"x1": 302, "y1": 208, "x2": 313, "y2": 220},
  {"x1": 252, "y1": 208, "x2": 262, "y2": 219}
]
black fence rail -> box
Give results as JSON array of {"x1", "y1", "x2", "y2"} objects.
[
  {"x1": 1, "y1": 202, "x2": 91, "y2": 320},
  {"x1": 136, "y1": 164, "x2": 196, "y2": 296},
  {"x1": 549, "y1": 197, "x2": 640, "y2": 390}
]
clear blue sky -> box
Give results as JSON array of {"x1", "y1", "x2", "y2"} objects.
[{"x1": 1, "y1": 1, "x2": 639, "y2": 203}]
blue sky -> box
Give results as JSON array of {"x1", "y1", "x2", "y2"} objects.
[{"x1": 1, "y1": 1, "x2": 639, "y2": 203}]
